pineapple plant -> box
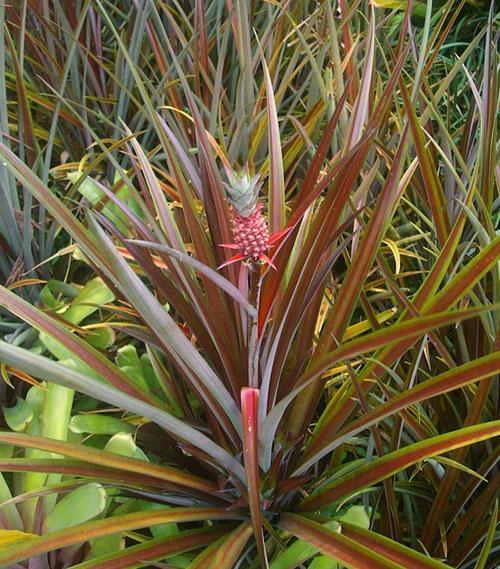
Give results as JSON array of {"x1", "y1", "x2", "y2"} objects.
[{"x1": 0, "y1": 1, "x2": 498, "y2": 567}]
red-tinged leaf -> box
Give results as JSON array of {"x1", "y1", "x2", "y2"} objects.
[
  {"x1": 0, "y1": 431, "x2": 217, "y2": 497},
  {"x1": 478, "y1": 6, "x2": 497, "y2": 215},
  {"x1": 0, "y1": 458, "x2": 201, "y2": 494},
  {"x1": 261, "y1": 283, "x2": 488, "y2": 472},
  {"x1": 70, "y1": 525, "x2": 234, "y2": 569},
  {"x1": 316, "y1": 126, "x2": 410, "y2": 356},
  {"x1": 278, "y1": 514, "x2": 403, "y2": 569},
  {"x1": 0, "y1": 340, "x2": 246, "y2": 483},
  {"x1": 401, "y1": 82, "x2": 451, "y2": 247},
  {"x1": 194, "y1": 0, "x2": 210, "y2": 108},
  {"x1": 85, "y1": 214, "x2": 242, "y2": 443},
  {"x1": 262, "y1": 56, "x2": 285, "y2": 234},
  {"x1": 473, "y1": 499, "x2": 498, "y2": 569},
  {"x1": 305, "y1": 230, "x2": 498, "y2": 457},
  {"x1": 129, "y1": 239, "x2": 257, "y2": 317},
  {"x1": 0, "y1": 508, "x2": 236, "y2": 568},
  {"x1": 211, "y1": 522, "x2": 253, "y2": 569},
  {"x1": 300, "y1": 421, "x2": 500, "y2": 511},
  {"x1": 218, "y1": 253, "x2": 247, "y2": 269},
  {"x1": 345, "y1": 8, "x2": 375, "y2": 149},
  {"x1": 188, "y1": 537, "x2": 222, "y2": 568},
  {"x1": 279, "y1": 47, "x2": 411, "y2": 439},
  {"x1": 295, "y1": 352, "x2": 500, "y2": 473},
  {"x1": 300, "y1": 305, "x2": 494, "y2": 391},
  {"x1": 2, "y1": 101, "x2": 243, "y2": 446},
  {"x1": 0, "y1": 285, "x2": 155, "y2": 404},
  {"x1": 423, "y1": 236, "x2": 500, "y2": 313},
  {"x1": 340, "y1": 523, "x2": 451, "y2": 569},
  {"x1": 241, "y1": 388, "x2": 268, "y2": 568}
]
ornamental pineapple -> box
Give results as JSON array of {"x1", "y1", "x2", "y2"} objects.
[
  {"x1": 231, "y1": 202, "x2": 270, "y2": 261},
  {"x1": 221, "y1": 169, "x2": 271, "y2": 265}
]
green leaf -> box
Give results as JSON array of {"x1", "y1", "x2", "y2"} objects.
[
  {"x1": 2, "y1": 397, "x2": 33, "y2": 432},
  {"x1": 63, "y1": 277, "x2": 115, "y2": 325},
  {"x1": 69, "y1": 415, "x2": 135, "y2": 436},
  {"x1": 67, "y1": 171, "x2": 140, "y2": 235},
  {"x1": 338, "y1": 505, "x2": 370, "y2": 529},
  {"x1": 42, "y1": 483, "x2": 107, "y2": 533},
  {"x1": 84, "y1": 533, "x2": 124, "y2": 563},
  {"x1": 309, "y1": 557, "x2": 339, "y2": 569},
  {"x1": 104, "y1": 432, "x2": 148, "y2": 461},
  {"x1": 139, "y1": 502, "x2": 178, "y2": 540},
  {"x1": 85, "y1": 326, "x2": 115, "y2": 350}
]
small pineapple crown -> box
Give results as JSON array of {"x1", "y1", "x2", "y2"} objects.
[{"x1": 223, "y1": 167, "x2": 262, "y2": 217}]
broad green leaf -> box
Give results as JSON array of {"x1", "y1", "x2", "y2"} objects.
[
  {"x1": 2, "y1": 397, "x2": 33, "y2": 432},
  {"x1": 85, "y1": 326, "x2": 115, "y2": 350},
  {"x1": 104, "y1": 432, "x2": 148, "y2": 462},
  {"x1": 139, "y1": 502, "x2": 178, "y2": 539},
  {"x1": 84, "y1": 533, "x2": 124, "y2": 563},
  {"x1": 116, "y1": 344, "x2": 142, "y2": 370},
  {"x1": 339, "y1": 505, "x2": 370, "y2": 529},
  {"x1": 310, "y1": 557, "x2": 339, "y2": 569},
  {"x1": 67, "y1": 171, "x2": 141, "y2": 235},
  {"x1": 69, "y1": 415, "x2": 135, "y2": 436},
  {"x1": 63, "y1": 277, "x2": 115, "y2": 325},
  {"x1": 42, "y1": 483, "x2": 107, "y2": 533}
]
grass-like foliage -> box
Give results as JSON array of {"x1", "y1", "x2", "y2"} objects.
[{"x1": 0, "y1": 1, "x2": 498, "y2": 567}]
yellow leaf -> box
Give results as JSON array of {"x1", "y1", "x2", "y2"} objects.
[
  {"x1": 370, "y1": 0, "x2": 406, "y2": 8},
  {"x1": 0, "y1": 530, "x2": 37, "y2": 549}
]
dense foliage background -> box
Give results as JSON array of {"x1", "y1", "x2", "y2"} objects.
[{"x1": 0, "y1": 1, "x2": 498, "y2": 568}]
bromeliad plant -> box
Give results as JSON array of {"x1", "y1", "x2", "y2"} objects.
[{"x1": 0, "y1": 1, "x2": 499, "y2": 567}]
